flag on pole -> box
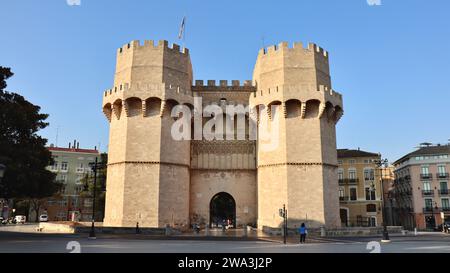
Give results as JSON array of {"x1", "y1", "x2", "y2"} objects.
[{"x1": 178, "y1": 16, "x2": 186, "y2": 40}]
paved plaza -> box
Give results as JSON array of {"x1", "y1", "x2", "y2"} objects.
[{"x1": 1, "y1": 229, "x2": 450, "y2": 253}]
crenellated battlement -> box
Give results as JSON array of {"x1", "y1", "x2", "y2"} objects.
[
  {"x1": 191, "y1": 80, "x2": 255, "y2": 92},
  {"x1": 117, "y1": 40, "x2": 189, "y2": 55},
  {"x1": 258, "y1": 41, "x2": 328, "y2": 58},
  {"x1": 103, "y1": 82, "x2": 192, "y2": 98}
]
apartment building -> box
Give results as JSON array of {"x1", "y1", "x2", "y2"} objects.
[
  {"x1": 393, "y1": 144, "x2": 450, "y2": 230},
  {"x1": 38, "y1": 141, "x2": 101, "y2": 222},
  {"x1": 338, "y1": 149, "x2": 384, "y2": 227}
]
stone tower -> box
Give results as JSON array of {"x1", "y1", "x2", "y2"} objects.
[
  {"x1": 250, "y1": 42, "x2": 344, "y2": 228},
  {"x1": 102, "y1": 39, "x2": 344, "y2": 229},
  {"x1": 102, "y1": 40, "x2": 193, "y2": 227}
]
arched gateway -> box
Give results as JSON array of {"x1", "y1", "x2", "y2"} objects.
[{"x1": 210, "y1": 192, "x2": 236, "y2": 228}]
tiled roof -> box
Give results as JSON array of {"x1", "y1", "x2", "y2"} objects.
[
  {"x1": 47, "y1": 147, "x2": 99, "y2": 154},
  {"x1": 394, "y1": 145, "x2": 450, "y2": 164},
  {"x1": 337, "y1": 149, "x2": 379, "y2": 158}
]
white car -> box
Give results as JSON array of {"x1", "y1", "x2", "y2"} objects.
[
  {"x1": 14, "y1": 215, "x2": 26, "y2": 224},
  {"x1": 39, "y1": 214, "x2": 49, "y2": 222}
]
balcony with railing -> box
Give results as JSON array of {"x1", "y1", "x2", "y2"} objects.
[
  {"x1": 439, "y1": 189, "x2": 449, "y2": 196},
  {"x1": 437, "y1": 173, "x2": 449, "y2": 179},
  {"x1": 339, "y1": 178, "x2": 359, "y2": 185},
  {"x1": 422, "y1": 190, "x2": 435, "y2": 197},
  {"x1": 420, "y1": 173, "x2": 433, "y2": 180},
  {"x1": 423, "y1": 207, "x2": 437, "y2": 213},
  {"x1": 339, "y1": 196, "x2": 349, "y2": 202}
]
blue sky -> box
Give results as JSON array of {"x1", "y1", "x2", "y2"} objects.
[{"x1": 1, "y1": 0, "x2": 449, "y2": 162}]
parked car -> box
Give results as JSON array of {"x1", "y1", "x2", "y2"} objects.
[
  {"x1": 39, "y1": 214, "x2": 48, "y2": 222},
  {"x1": 14, "y1": 215, "x2": 26, "y2": 224}
]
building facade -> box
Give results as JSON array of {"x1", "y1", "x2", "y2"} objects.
[
  {"x1": 337, "y1": 149, "x2": 385, "y2": 227},
  {"x1": 38, "y1": 142, "x2": 101, "y2": 222},
  {"x1": 102, "y1": 39, "x2": 345, "y2": 229},
  {"x1": 393, "y1": 145, "x2": 450, "y2": 230}
]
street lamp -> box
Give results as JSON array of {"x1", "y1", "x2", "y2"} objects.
[
  {"x1": 86, "y1": 156, "x2": 106, "y2": 240},
  {"x1": 88, "y1": 157, "x2": 99, "y2": 240},
  {"x1": 373, "y1": 158, "x2": 391, "y2": 243},
  {"x1": 279, "y1": 205, "x2": 288, "y2": 244}
]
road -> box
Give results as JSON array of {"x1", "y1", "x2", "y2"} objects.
[{"x1": 1, "y1": 231, "x2": 450, "y2": 253}]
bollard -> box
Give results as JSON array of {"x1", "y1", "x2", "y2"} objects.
[
  {"x1": 243, "y1": 225, "x2": 248, "y2": 237},
  {"x1": 205, "y1": 225, "x2": 209, "y2": 236},
  {"x1": 414, "y1": 228, "x2": 418, "y2": 236}
]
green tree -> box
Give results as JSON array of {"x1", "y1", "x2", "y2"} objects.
[
  {"x1": 0, "y1": 66, "x2": 61, "y2": 221},
  {"x1": 80, "y1": 153, "x2": 107, "y2": 221}
]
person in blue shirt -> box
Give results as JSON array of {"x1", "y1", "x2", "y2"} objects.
[{"x1": 299, "y1": 223, "x2": 307, "y2": 244}]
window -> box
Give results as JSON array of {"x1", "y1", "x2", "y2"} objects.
[
  {"x1": 438, "y1": 165, "x2": 447, "y2": 175},
  {"x1": 423, "y1": 181, "x2": 431, "y2": 191},
  {"x1": 349, "y1": 160, "x2": 356, "y2": 164},
  {"x1": 350, "y1": 188, "x2": 357, "y2": 201},
  {"x1": 76, "y1": 164, "x2": 84, "y2": 173},
  {"x1": 59, "y1": 199, "x2": 68, "y2": 207},
  {"x1": 338, "y1": 169, "x2": 344, "y2": 180},
  {"x1": 425, "y1": 198, "x2": 433, "y2": 209},
  {"x1": 60, "y1": 174, "x2": 67, "y2": 183},
  {"x1": 440, "y1": 182, "x2": 448, "y2": 191},
  {"x1": 61, "y1": 162, "x2": 68, "y2": 171},
  {"x1": 367, "y1": 204, "x2": 377, "y2": 213},
  {"x1": 368, "y1": 217, "x2": 377, "y2": 227},
  {"x1": 442, "y1": 199, "x2": 450, "y2": 210},
  {"x1": 364, "y1": 169, "x2": 375, "y2": 181},
  {"x1": 339, "y1": 188, "x2": 345, "y2": 198},
  {"x1": 365, "y1": 187, "x2": 376, "y2": 201},
  {"x1": 84, "y1": 199, "x2": 93, "y2": 208},
  {"x1": 348, "y1": 170, "x2": 357, "y2": 180},
  {"x1": 421, "y1": 166, "x2": 429, "y2": 175},
  {"x1": 75, "y1": 186, "x2": 84, "y2": 194},
  {"x1": 50, "y1": 162, "x2": 58, "y2": 171},
  {"x1": 71, "y1": 198, "x2": 78, "y2": 208},
  {"x1": 338, "y1": 160, "x2": 343, "y2": 165}
]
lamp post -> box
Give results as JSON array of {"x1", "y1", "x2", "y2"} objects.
[
  {"x1": 374, "y1": 158, "x2": 390, "y2": 243},
  {"x1": 88, "y1": 157, "x2": 99, "y2": 240},
  {"x1": 279, "y1": 205, "x2": 287, "y2": 244}
]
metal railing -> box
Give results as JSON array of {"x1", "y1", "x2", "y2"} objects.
[
  {"x1": 339, "y1": 178, "x2": 359, "y2": 185},
  {"x1": 420, "y1": 173, "x2": 433, "y2": 180},
  {"x1": 422, "y1": 190, "x2": 435, "y2": 197}
]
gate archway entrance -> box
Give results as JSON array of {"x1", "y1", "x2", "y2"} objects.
[{"x1": 209, "y1": 192, "x2": 236, "y2": 228}]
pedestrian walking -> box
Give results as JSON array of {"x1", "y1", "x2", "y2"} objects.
[{"x1": 299, "y1": 223, "x2": 307, "y2": 244}]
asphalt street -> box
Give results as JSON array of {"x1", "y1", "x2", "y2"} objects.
[{"x1": 1, "y1": 231, "x2": 450, "y2": 253}]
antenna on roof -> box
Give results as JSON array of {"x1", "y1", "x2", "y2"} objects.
[{"x1": 55, "y1": 126, "x2": 60, "y2": 148}]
